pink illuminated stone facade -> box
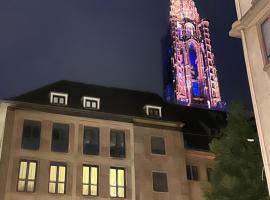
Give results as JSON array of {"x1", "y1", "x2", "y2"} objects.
[{"x1": 167, "y1": 0, "x2": 223, "y2": 109}]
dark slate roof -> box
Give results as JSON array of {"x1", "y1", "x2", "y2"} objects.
[{"x1": 10, "y1": 80, "x2": 227, "y2": 150}]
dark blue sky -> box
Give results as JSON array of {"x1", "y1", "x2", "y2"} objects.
[{"x1": 0, "y1": 0, "x2": 252, "y2": 108}]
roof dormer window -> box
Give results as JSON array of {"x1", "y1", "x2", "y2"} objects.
[
  {"x1": 82, "y1": 96, "x2": 100, "y2": 110},
  {"x1": 144, "y1": 105, "x2": 162, "y2": 118},
  {"x1": 50, "y1": 92, "x2": 68, "y2": 106}
]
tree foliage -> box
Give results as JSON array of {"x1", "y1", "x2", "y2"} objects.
[{"x1": 204, "y1": 102, "x2": 269, "y2": 200}]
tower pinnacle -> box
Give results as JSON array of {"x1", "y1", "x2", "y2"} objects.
[
  {"x1": 164, "y1": 0, "x2": 225, "y2": 110},
  {"x1": 170, "y1": 0, "x2": 200, "y2": 21}
]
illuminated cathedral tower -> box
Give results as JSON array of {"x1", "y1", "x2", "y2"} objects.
[{"x1": 164, "y1": 0, "x2": 224, "y2": 110}]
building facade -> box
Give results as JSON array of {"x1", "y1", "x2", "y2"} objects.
[
  {"x1": 0, "y1": 80, "x2": 225, "y2": 200},
  {"x1": 230, "y1": 0, "x2": 270, "y2": 194},
  {"x1": 164, "y1": 0, "x2": 224, "y2": 110}
]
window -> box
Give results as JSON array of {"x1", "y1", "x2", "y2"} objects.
[
  {"x1": 207, "y1": 168, "x2": 213, "y2": 182},
  {"x1": 152, "y1": 172, "x2": 168, "y2": 192},
  {"x1": 145, "y1": 105, "x2": 162, "y2": 118},
  {"x1": 51, "y1": 123, "x2": 69, "y2": 153},
  {"x1": 186, "y1": 165, "x2": 199, "y2": 181},
  {"x1": 82, "y1": 165, "x2": 99, "y2": 196},
  {"x1": 83, "y1": 127, "x2": 99, "y2": 155},
  {"x1": 262, "y1": 17, "x2": 270, "y2": 62},
  {"x1": 49, "y1": 163, "x2": 66, "y2": 194},
  {"x1": 110, "y1": 167, "x2": 126, "y2": 198},
  {"x1": 50, "y1": 92, "x2": 68, "y2": 105},
  {"x1": 21, "y1": 120, "x2": 41, "y2": 150},
  {"x1": 151, "y1": 136, "x2": 166, "y2": 155},
  {"x1": 17, "y1": 160, "x2": 37, "y2": 192},
  {"x1": 110, "y1": 130, "x2": 125, "y2": 158},
  {"x1": 82, "y1": 96, "x2": 100, "y2": 110}
]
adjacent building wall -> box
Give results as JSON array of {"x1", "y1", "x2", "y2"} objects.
[
  {"x1": 235, "y1": 0, "x2": 252, "y2": 18},
  {"x1": 0, "y1": 103, "x2": 8, "y2": 160},
  {"x1": 230, "y1": 0, "x2": 270, "y2": 194}
]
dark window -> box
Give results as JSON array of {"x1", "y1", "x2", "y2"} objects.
[
  {"x1": 110, "y1": 130, "x2": 125, "y2": 158},
  {"x1": 152, "y1": 172, "x2": 168, "y2": 192},
  {"x1": 51, "y1": 123, "x2": 69, "y2": 153},
  {"x1": 83, "y1": 127, "x2": 99, "y2": 155},
  {"x1": 151, "y1": 137, "x2": 165, "y2": 155},
  {"x1": 21, "y1": 120, "x2": 41, "y2": 150},
  {"x1": 110, "y1": 167, "x2": 126, "y2": 198},
  {"x1": 85, "y1": 99, "x2": 98, "y2": 109},
  {"x1": 52, "y1": 95, "x2": 66, "y2": 105},
  {"x1": 207, "y1": 168, "x2": 213, "y2": 182},
  {"x1": 17, "y1": 160, "x2": 37, "y2": 192},
  {"x1": 148, "y1": 108, "x2": 160, "y2": 117},
  {"x1": 186, "y1": 165, "x2": 199, "y2": 181},
  {"x1": 49, "y1": 163, "x2": 66, "y2": 194}
]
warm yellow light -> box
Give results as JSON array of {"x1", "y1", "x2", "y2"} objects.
[{"x1": 50, "y1": 166, "x2": 57, "y2": 181}]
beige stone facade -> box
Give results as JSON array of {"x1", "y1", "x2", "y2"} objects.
[
  {"x1": 0, "y1": 103, "x2": 214, "y2": 200},
  {"x1": 230, "y1": 0, "x2": 270, "y2": 194}
]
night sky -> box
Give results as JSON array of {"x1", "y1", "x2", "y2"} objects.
[{"x1": 0, "y1": 0, "x2": 252, "y2": 109}]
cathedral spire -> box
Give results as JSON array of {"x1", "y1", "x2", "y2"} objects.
[
  {"x1": 170, "y1": 0, "x2": 200, "y2": 22},
  {"x1": 165, "y1": 0, "x2": 225, "y2": 110}
]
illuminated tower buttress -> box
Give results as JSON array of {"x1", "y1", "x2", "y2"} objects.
[{"x1": 165, "y1": 0, "x2": 224, "y2": 110}]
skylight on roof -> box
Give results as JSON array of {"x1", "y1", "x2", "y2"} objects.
[
  {"x1": 144, "y1": 105, "x2": 162, "y2": 118},
  {"x1": 50, "y1": 92, "x2": 68, "y2": 106},
  {"x1": 82, "y1": 96, "x2": 100, "y2": 110}
]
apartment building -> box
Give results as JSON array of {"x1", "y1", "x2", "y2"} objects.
[
  {"x1": 0, "y1": 80, "x2": 226, "y2": 200},
  {"x1": 230, "y1": 0, "x2": 270, "y2": 193}
]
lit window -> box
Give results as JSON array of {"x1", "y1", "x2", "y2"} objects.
[
  {"x1": 51, "y1": 123, "x2": 69, "y2": 153},
  {"x1": 186, "y1": 165, "x2": 199, "y2": 181},
  {"x1": 21, "y1": 120, "x2": 41, "y2": 150},
  {"x1": 262, "y1": 17, "x2": 270, "y2": 62},
  {"x1": 49, "y1": 163, "x2": 66, "y2": 194},
  {"x1": 83, "y1": 127, "x2": 99, "y2": 155},
  {"x1": 152, "y1": 172, "x2": 168, "y2": 192},
  {"x1": 17, "y1": 160, "x2": 37, "y2": 192},
  {"x1": 151, "y1": 137, "x2": 166, "y2": 155},
  {"x1": 110, "y1": 167, "x2": 126, "y2": 198},
  {"x1": 50, "y1": 92, "x2": 68, "y2": 105},
  {"x1": 82, "y1": 165, "x2": 99, "y2": 196},
  {"x1": 82, "y1": 97, "x2": 100, "y2": 110},
  {"x1": 110, "y1": 130, "x2": 125, "y2": 158},
  {"x1": 145, "y1": 105, "x2": 162, "y2": 118}
]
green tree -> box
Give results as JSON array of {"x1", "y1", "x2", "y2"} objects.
[{"x1": 204, "y1": 103, "x2": 269, "y2": 200}]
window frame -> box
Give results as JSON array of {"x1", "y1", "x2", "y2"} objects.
[
  {"x1": 144, "y1": 105, "x2": 162, "y2": 118},
  {"x1": 49, "y1": 92, "x2": 68, "y2": 106},
  {"x1": 152, "y1": 171, "x2": 168, "y2": 193},
  {"x1": 186, "y1": 165, "x2": 199, "y2": 181},
  {"x1": 82, "y1": 165, "x2": 99, "y2": 196},
  {"x1": 51, "y1": 123, "x2": 70, "y2": 153},
  {"x1": 17, "y1": 160, "x2": 38, "y2": 193},
  {"x1": 83, "y1": 126, "x2": 100, "y2": 156},
  {"x1": 48, "y1": 162, "x2": 67, "y2": 194},
  {"x1": 82, "y1": 96, "x2": 100, "y2": 110},
  {"x1": 150, "y1": 136, "x2": 166, "y2": 155},
  {"x1": 109, "y1": 167, "x2": 126, "y2": 198},
  {"x1": 207, "y1": 167, "x2": 213, "y2": 182},
  {"x1": 110, "y1": 129, "x2": 126, "y2": 158},
  {"x1": 258, "y1": 15, "x2": 270, "y2": 70},
  {"x1": 21, "y1": 120, "x2": 41, "y2": 150}
]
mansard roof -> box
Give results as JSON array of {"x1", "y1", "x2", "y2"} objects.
[{"x1": 9, "y1": 80, "x2": 227, "y2": 150}]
